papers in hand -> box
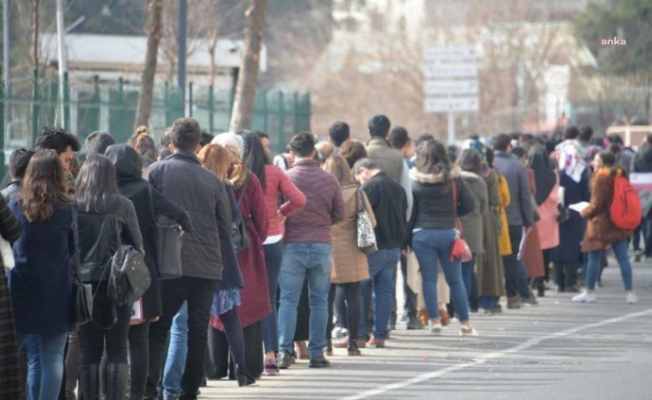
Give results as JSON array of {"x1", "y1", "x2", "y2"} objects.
[{"x1": 568, "y1": 202, "x2": 590, "y2": 213}]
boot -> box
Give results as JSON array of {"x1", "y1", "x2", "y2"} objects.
[
  {"x1": 236, "y1": 364, "x2": 256, "y2": 387},
  {"x1": 79, "y1": 364, "x2": 100, "y2": 400},
  {"x1": 507, "y1": 296, "x2": 520, "y2": 309},
  {"x1": 418, "y1": 308, "x2": 429, "y2": 326},
  {"x1": 439, "y1": 308, "x2": 451, "y2": 326},
  {"x1": 106, "y1": 363, "x2": 129, "y2": 400}
]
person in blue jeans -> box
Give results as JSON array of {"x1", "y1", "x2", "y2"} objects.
[
  {"x1": 159, "y1": 301, "x2": 189, "y2": 399},
  {"x1": 354, "y1": 158, "x2": 408, "y2": 348},
  {"x1": 407, "y1": 139, "x2": 478, "y2": 336},
  {"x1": 276, "y1": 133, "x2": 345, "y2": 369},
  {"x1": 573, "y1": 150, "x2": 637, "y2": 304}
]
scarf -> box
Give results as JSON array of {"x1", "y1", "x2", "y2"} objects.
[{"x1": 555, "y1": 139, "x2": 587, "y2": 183}]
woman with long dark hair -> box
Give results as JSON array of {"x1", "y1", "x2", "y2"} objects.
[
  {"x1": 9, "y1": 150, "x2": 70, "y2": 400},
  {"x1": 409, "y1": 140, "x2": 478, "y2": 336},
  {"x1": 74, "y1": 155, "x2": 143, "y2": 400},
  {"x1": 200, "y1": 143, "x2": 255, "y2": 386},
  {"x1": 241, "y1": 131, "x2": 305, "y2": 375},
  {"x1": 105, "y1": 144, "x2": 192, "y2": 399}
]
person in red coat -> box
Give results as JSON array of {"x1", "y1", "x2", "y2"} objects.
[{"x1": 210, "y1": 133, "x2": 270, "y2": 379}]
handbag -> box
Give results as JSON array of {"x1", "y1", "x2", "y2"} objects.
[
  {"x1": 450, "y1": 180, "x2": 473, "y2": 262},
  {"x1": 148, "y1": 186, "x2": 183, "y2": 280},
  {"x1": 232, "y1": 174, "x2": 251, "y2": 253},
  {"x1": 71, "y1": 204, "x2": 93, "y2": 326},
  {"x1": 355, "y1": 189, "x2": 377, "y2": 255}
]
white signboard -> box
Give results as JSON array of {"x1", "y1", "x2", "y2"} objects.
[
  {"x1": 423, "y1": 46, "x2": 477, "y2": 61},
  {"x1": 424, "y1": 80, "x2": 479, "y2": 96},
  {"x1": 423, "y1": 64, "x2": 478, "y2": 79},
  {"x1": 425, "y1": 97, "x2": 479, "y2": 113}
]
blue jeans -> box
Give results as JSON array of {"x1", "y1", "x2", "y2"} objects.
[
  {"x1": 277, "y1": 243, "x2": 332, "y2": 358},
  {"x1": 586, "y1": 239, "x2": 633, "y2": 291},
  {"x1": 262, "y1": 240, "x2": 284, "y2": 354},
  {"x1": 478, "y1": 296, "x2": 496, "y2": 312},
  {"x1": 412, "y1": 229, "x2": 470, "y2": 323},
  {"x1": 359, "y1": 249, "x2": 400, "y2": 340},
  {"x1": 162, "y1": 301, "x2": 188, "y2": 397},
  {"x1": 18, "y1": 332, "x2": 68, "y2": 400},
  {"x1": 461, "y1": 255, "x2": 476, "y2": 304}
]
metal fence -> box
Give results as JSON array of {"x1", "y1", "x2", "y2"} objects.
[{"x1": 0, "y1": 68, "x2": 311, "y2": 168}]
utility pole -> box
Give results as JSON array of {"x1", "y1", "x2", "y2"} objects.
[
  {"x1": 2, "y1": 0, "x2": 8, "y2": 94},
  {"x1": 56, "y1": 0, "x2": 67, "y2": 127},
  {"x1": 177, "y1": 0, "x2": 187, "y2": 109}
]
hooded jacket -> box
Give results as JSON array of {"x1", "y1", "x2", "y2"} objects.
[
  {"x1": 147, "y1": 150, "x2": 232, "y2": 281},
  {"x1": 106, "y1": 144, "x2": 193, "y2": 318}
]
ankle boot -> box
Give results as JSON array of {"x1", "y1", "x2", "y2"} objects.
[
  {"x1": 507, "y1": 296, "x2": 520, "y2": 309},
  {"x1": 106, "y1": 363, "x2": 129, "y2": 400},
  {"x1": 79, "y1": 364, "x2": 100, "y2": 400},
  {"x1": 235, "y1": 364, "x2": 256, "y2": 387}
]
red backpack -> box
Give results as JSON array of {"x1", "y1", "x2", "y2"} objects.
[{"x1": 610, "y1": 175, "x2": 642, "y2": 231}]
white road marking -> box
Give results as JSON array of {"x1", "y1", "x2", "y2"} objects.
[{"x1": 339, "y1": 308, "x2": 652, "y2": 400}]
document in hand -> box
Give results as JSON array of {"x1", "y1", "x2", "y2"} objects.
[{"x1": 568, "y1": 202, "x2": 590, "y2": 213}]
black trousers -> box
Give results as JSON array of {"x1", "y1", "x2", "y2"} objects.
[
  {"x1": 207, "y1": 321, "x2": 264, "y2": 380},
  {"x1": 327, "y1": 282, "x2": 362, "y2": 346},
  {"x1": 503, "y1": 225, "x2": 523, "y2": 297},
  {"x1": 400, "y1": 253, "x2": 418, "y2": 317},
  {"x1": 129, "y1": 321, "x2": 150, "y2": 399},
  {"x1": 146, "y1": 277, "x2": 218, "y2": 400}
]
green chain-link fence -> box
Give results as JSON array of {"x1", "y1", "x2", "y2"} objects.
[{"x1": 0, "y1": 68, "x2": 311, "y2": 175}]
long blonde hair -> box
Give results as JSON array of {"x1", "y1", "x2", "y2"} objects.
[
  {"x1": 129, "y1": 126, "x2": 158, "y2": 160},
  {"x1": 198, "y1": 144, "x2": 231, "y2": 180},
  {"x1": 323, "y1": 154, "x2": 353, "y2": 185}
]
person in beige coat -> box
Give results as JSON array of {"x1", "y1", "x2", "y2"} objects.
[{"x1": 323, "y1": 155, "x2": 376, "y2": 356}]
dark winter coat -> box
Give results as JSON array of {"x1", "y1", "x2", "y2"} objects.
[
  {"x1": 147, "y1": 150, "x2": 232, "y2": 280},
  {"x1": 363, "y1": 171, "x2": 408, "y2": 250},
  {"x1": 106, "y1": 144, "x2": 193, "y2": 318},
  {"x1": 493, "y1": 151, "x2": 535, "y2": 227},
  {"x1": 556, "y1": 170, "x2": 590, "y2": 264},
  {"x1": 631, "y1": 144, "x2": 652, "y2": 173}
]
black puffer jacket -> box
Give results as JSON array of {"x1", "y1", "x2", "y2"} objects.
[
  {"x1": 106, "y1": 144, "x2": 193, "y2": 318},
  {"x1": 77, "y1": 196, "x2": 144, "y2": 283},
  {"x1": 147, "y1": 150, "x2": 232, "y2": 280}
]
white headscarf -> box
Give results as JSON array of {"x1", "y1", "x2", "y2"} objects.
[{"x1": 212, "y1": 132, "x2": 245, "y2": 160}]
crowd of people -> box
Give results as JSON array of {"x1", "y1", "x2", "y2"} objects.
[{"x1": 0, "y1": 115, "x2": 646, "y2": 400}]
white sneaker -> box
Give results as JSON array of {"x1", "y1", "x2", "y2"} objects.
[
  {"x1": 627, "y1": 293, "x2": 638, "y2": 304},
  {"x1": 429, "y1": 322, "x2": 443, "y2": 335},
  {"x1": 460, "y1": 326, "x2": 479, "y2": 337},
  {"x1": 572, "y1": 291, "x2": 597, "y2": 303}
]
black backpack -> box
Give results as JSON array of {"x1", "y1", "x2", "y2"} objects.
[{"x1": 107, "y1": 218, "x2": 150, "y2": 307}]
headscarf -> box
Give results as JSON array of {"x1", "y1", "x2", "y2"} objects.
[
  {"x1": 464, "y1": 138, "x2": 490, "y2": 175},
  {"x1": 528, "y1": 146, "x2": 556, "y2": 205},
  {"x1": 555, "y1": 139, "x2": 587, "y2": 183},
  {"x1": 212, "y1": 132, "x2": 248, "y2": 188},
  {"x1": 212, "y1": 132, "x2": 246, "y2": 161}
]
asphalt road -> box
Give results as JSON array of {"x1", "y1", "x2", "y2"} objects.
[{"x1": 201, "y1": 261, "x2": 652, "y2": 400}]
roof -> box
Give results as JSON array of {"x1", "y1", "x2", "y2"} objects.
[{"x1": 40, "y1": 34, "x2": 267, "y2": 73}]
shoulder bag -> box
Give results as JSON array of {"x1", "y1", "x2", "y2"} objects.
[
  {"x1": 450, "y1": 180, "x2": 473, "y2": 262},
  {"x1": 355, "y1": 188, "x2": 377, "y2": 255},
  {"x1": 232, "y1": 174, "x2": 251, "y2": 253},
  {"x1": 148, "y1": 185, "x2": 183, "y2": 280}
]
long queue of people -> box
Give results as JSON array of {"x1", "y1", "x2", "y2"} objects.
[{"x1": 0, "y1": 115, "x2": 644, "y2": 400}]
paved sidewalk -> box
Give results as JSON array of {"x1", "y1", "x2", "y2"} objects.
[{"x1": 200, "y1": 261, "x2": 652, "y2": 400}]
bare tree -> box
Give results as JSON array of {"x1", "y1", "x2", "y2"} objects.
[
  {"x1": 229, "y1": 0, "x2": 267, "y2": 132},
  {"x1": 135, "y1": 0, "x2": 165, "y2": 128}
]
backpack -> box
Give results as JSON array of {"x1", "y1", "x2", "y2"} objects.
[
  {"x1": 610, "y1": 175, "x2": 642, "y2": 231},
  {"x1": 107, "y1": 219, "x2": 150, "y2": 307}
]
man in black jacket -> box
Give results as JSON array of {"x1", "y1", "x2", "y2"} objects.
[
  {"x1": 354, "y1": 158, "x2": 407, "y2": 348},
  {"x1": 146, "y1": 118, "x2": 232, "y2": 400}
]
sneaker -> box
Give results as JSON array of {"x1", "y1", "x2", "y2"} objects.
[
  {"x1": 407, "y1": 316, "x2": 425, "y2": 330},
  {"x1": 277, "y1": 351, "x2": 292, "y2": 369},
  {"x1": 429, "y1": 322, "x2": 443, "y2": 335},
  {"x1": 627, "y1": 293, "x2": 638, "y2": 304},
  {"x1": 460, "y1": 326, "x2": 479, "y2": 337},
  {"x1": 572, "y1": 291, "x2": 597, "y2": 303},
  {"x1": 264, "y1": 359, "x2": 279, "y2": 376},
  {"x1": 309, "y1": 354, "x2": 331, "y2": 368}
]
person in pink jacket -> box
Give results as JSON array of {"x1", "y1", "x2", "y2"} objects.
[{"x1": 242, "y1": 132, "x2": 306, "y2": 375}]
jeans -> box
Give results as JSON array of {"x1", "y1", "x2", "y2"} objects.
[
  {"x1": 277, "y1": 243, "x2": 332, "y2": 358},
  {"x1": 518, "y1": 260, "x2": 531, "y2": 299},
  {"x1": 359, "y1": 249, "x2": 400, "y2": 340},
  {"x1": 412, "y1": 229, "x2": 470, "y2": 323},
  {"x1": 478, "y1": 296, "x2": 496, "y2": 312},
  {"x1": 147, "y1": 277, "x2": 217, "y2": 400},
  {"x1": 461, "y1": 255, "x2": 476, "y2": 304},
  {"x1": 585, "y1": 239, "x2": 633, "y2": 291},
  {"x1": 262, "y1": 241, "x2": 284, "y2": 354},
  {"x1": 162, "y1": 302, "x2": 188, "y2": 398},
  {"x1": 503, "y1": 225, "x2": 523, "y2": 297},
  {"x1": 18, "y1": 333, "x2": 68, "y2": 400}
]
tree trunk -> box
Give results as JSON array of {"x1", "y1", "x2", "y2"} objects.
[
  {"x1": 229, "y1": 0, "x2": 266, "y2": 132},
  {"x1": 135, "y1": 0, "x2": 165, "y2": 128},
  {"x1": 32, "y1": 0, "x2": 40, "y2": 68}
]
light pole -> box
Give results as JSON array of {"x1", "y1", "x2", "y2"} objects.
[
  {"x1": 177, "y1": 0, "x2": 187, "y2": 108},
  {"x1": 56, "y1": 0, "x2": 67, "y2": 128}
]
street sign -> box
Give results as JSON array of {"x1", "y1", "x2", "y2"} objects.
[
  {"x1": 424, "y1": 80, "x2": 479, "y2": 96},
  {"x1": 422, "y1": 46, "x2": 477, "y2": 61},
  {"x1": 425, "y1": 97, "x2": 479, "y2": 113},
  {"x1": 423, "y1": 64, "x2": 478, "y2": 78}
]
